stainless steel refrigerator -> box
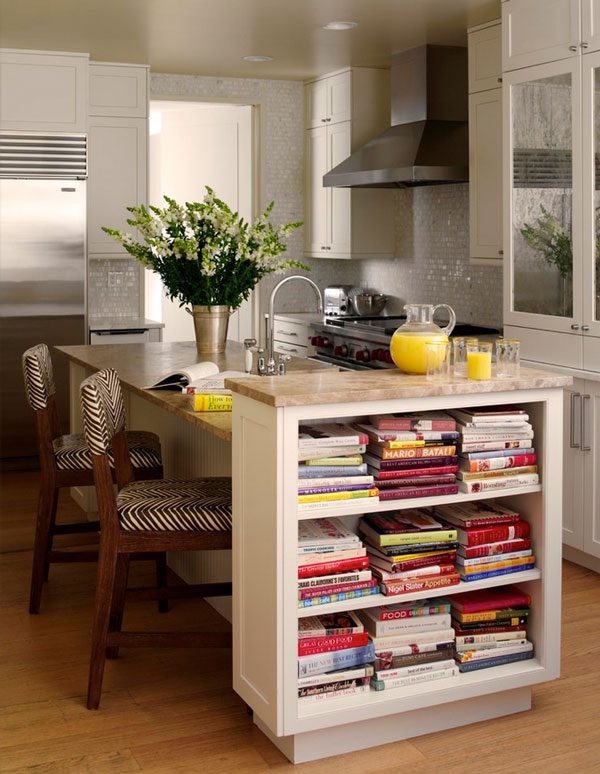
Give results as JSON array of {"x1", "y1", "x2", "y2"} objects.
[{"x1": 0, "y1": 135, "x2": 87, "y2": 464}]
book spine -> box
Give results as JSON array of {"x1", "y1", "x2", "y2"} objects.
[
  {"x1": 298, "y1": 632, "x2": 369, "y2": 657},
  {"x1": 383, "y1": 433, "x2": 459, "y2": 446},
  {"x1": 379, "y1": 445, "x2": 457, "y2": 461},
  {"x1": 455, "y1": 631, "x2": 527, "y2": 646},
  {"x1": 458, "y1": 522, "x2": 531, "y2": 546},
  {"x1": 452, "y1": 607, "x2": 530, "y2": 623},
  {"x1": 299, "y1": 445, "x2": 366, "y2": 460},
  {"x1": 461, "y1": 454, "x2": 537, "y2": 472},
  {"x1": 298, "y1": 556, "x2": 370, "y2": 578},
  {"x1": 457, "y1": 650, "x2": 534, "y2": 672},
  {"x1": 297, "y1": 488, "x2": 378, "y2": 504},
  {"x1": 372, "y1": 551, "x2": 457, "y2": 573},
  {"x1": 374, "y1": 645, "x2": 455, "y2": 671},
  {"x1": 297, "y1": 548, "x2": 366, "y2": 565},
  {"x1": 303, "y1": 455, "x2": 364, "y2": 466},
  {"x1": 374, "y1": 658, "x2": 456, "y2": 681},
  {"x1": 460, "y1": 440, "x2": 533, "y2": 452},
  {"x1": 370, "y1": 614, "x2": 452, "y2": 637},
  {"x1": 456, "y1": 641, "x2": 533, "y2": 663},
  {"x1": 297, "y1": 665, "x2": 374, "y2": 688},
  {"x1": 455, "y1": 638, "x2": 528, "y2": 652},
  {"x1": 297, "y1": 586, "x2": 380, "y2": 608},
  {"x1": 373, "y1": 529, "x2": 458, "y2": 547},
  {"x1": 298, "y1": 684, "x2": 371, "y2": 703},
  {"x1": 297, "y1": 541, "x2": 362, "y2": 555},
  {"x1": 458, "y1": 432, "x2": 534, "y2": 442},
  {"x1": 458, "y1": 562, "x2": 535, "y2": 582},
  {"x1": 378, "y1": 484, "x2": 459, "y2": 501},
  {"x1": 452, "y1": 596, "x2": 531, "y2": 616},
  {"x1": 375, "y1": 419, "x2": 456, "y2": 431},
  {"x1": 455, "y1": 549, "x2": 533, "y2": 567},
  {"x1": 375, "y1": 439, "x2": 426, "y2": 449},
  {"x1": 193, "y1": 393, "x2": 232, "y2": 412},
  {"x1": 458, "y1": 538, "x2": 532, "y2": 558},
  {"x1": 298, "y1": 433, "x2": 367, "y2": 449},
  {"x1": 297, "y1": 465, "x2": 367, "y2": 478},
  {"x1": 372, "y1": 563, "x2": 456, "y2": 582},
  {"x1": 298, "y1": 579, "x2": 377, "y2": 600},
  {"x1": 458, "y1": 474, "x2": 539, "y2": 493},
  {"x1": 298, "y1": 484, "x2": 376, "y2": 495},
  {"x1": 459, "y1": 555, "x2": 535, "y2": 573},
  {"x1": 457, "y1": 466, "x2": 538, "y2": 482},
  {"x1": 370, "y1": 666, "x2": 458, "y2": 690},
  {"x1": 298, "y1": 496, "x2": 380, "y2": 513},
  {"x1": 371, "y1": 457, "x2": 457, "y2": 475},
  {"x1": 376, "y1": 474, "x2": 458, "y2": 488},
  {"x1": 297, "y1": 643, "x2": 375, "y2": 677},
  {"x1": 371, "y1": 627, "x2": 456, "y2": 650},
  {"x1": 381, "y1": 573, "x2": 461, "y2": 595},
  {"x1": 377, "y1": 603, "x2": 452, "y2": 621},
  {"x1": 298, "y1": 570, "x2": 372, "y2": 589},
  {"x1": 461, "y1": 447, "x2": 535, "y2": 460},
  {"x1": 297, "y1": 475, "x2": 374, "y2": 488}
]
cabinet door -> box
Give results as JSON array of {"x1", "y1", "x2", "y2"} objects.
[
  {"x1": 305, "y1": 80, "x2": 328, "y2": 128},
  {"x1": 469, "y1": 89, "x2": 503, "y2": 262},
  {"x1": 87, "y1": 117, "x2": 147, "y2": 254},
  {"x1": 582, "y1": 51, "x2": 600, "y2": 337},
  {"x1": 563, "y1": 383, "x2": 586, "y2": 549},
  {"x1": 327, "y1": 122, "x2": 351, "y2": 257},
  {"x1": 0, "y1": 51, "x2": 87, "y2": 132},
  {"x1": 327, "y1": 71, "x2": 352, "y2": 125},
  {"x1": 582, "y1": 379, "x2": 600, "y2": 558},
  {"x1": 89, "y1": 64, "x2": 148, "y2": 117},
  {"x1": 504, "y1": 59, "x2": 584, "y2": 338},
  {"x1": 502, "y1": 0, "x2": 580, "y2": 70},
  {"x1": 304, "y1": 127, "x2": 329, "y2": 257},
  {"x1": 582, "y1": 0, "x2": 600, "y2": 52},
  {"x1": 468, "y1": 23, "x2": 502, "y2": 93}
]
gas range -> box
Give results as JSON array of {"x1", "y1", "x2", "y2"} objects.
[{"x1": 310, "y1": 315, "x2": 501, "y2": 370}]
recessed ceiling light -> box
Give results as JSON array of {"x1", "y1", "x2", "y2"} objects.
[
  {"x1": 322, "y1": 21, "x2": 358, "y2": 31},
  {"x1": 242, "y1": 55, "x2": 274, "y2": 62}
]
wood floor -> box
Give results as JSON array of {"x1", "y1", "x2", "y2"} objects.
[{"x1": 1, "y1": 470, "x2": 600, "y2": 773}]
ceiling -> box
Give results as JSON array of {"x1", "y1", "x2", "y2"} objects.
[{"x1": 0, "y1": 0, "x2": 500, "y2": 81}]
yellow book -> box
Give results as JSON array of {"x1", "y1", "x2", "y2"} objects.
[
  {"x1": 297, "y1": 489, "x2": 378, "y2": 504},
  {"x1": 461, "y1": 556, "x2": 536, "y2": 574},
  {"x1": 383, "y1": 439, "x2": 426, "y2": 449},
  {"x1": 193, "y1": 393, "x2": 232, "y2": 412}
]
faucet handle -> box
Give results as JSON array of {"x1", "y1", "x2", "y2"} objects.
[
  {"x1": 243, "y1": 338, "x2": 257, "y2": 373},
  {"x1": 277, "y1": 353, "x2": 292, "y2": 376},
  {"x1": 257, "y1": 347, "x2": 267, "y2": 375}
]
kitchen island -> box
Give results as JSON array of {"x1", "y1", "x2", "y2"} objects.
[{"x1": 57, "y1": 342, "x2": 571, "y2": 763}]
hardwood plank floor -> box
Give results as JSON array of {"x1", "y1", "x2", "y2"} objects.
[{"x1": 1, "y1": 470, "x2": 599, "y2": 772}]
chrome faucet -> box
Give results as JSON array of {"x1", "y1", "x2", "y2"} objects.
[{"x1": 261, "y1": 275, "x2": 323, "y2": 376}]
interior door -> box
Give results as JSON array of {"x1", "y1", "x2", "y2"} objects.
[{"x1": 149, "y1": 102, "x2": 253, "y2": 343}]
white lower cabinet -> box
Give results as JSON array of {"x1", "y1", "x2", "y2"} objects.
[
  {"x1": 232, "y1": 386, "x2": 563, "y2": 763},
  {"x1": 563, "y1": 377, "x2": 600, "y2": 564}
]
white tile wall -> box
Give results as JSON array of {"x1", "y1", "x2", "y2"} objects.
[{"x1": 88, "y1": 258, "x2": 140, "y2": 318}]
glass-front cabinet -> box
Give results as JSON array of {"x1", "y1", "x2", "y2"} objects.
[{"x1": 504, "y1": 58, "x2": 583, "y2": 334}]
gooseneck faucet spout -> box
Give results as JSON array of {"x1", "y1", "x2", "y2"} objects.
[{"x1": 264, "y1": 275, "x2": 323, "y2": 375}]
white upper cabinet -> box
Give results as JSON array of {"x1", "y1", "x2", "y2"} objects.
[
  {"x1": 305, "y1": 71, "x2": 351, "y2": 127},
  {"x1": 469, "y1": 20, "x2": 503, "y2": 92},
  {"x1": 0, "y1": 49, "x2": 88, "y2": 132},
  {"x1": 502, "y1": 0, "x2": 600, "y2": 71},
  {"x1": 89, "y1": 63, "x2": 148, "y2": 118}
]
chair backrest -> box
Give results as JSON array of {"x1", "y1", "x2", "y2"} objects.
[
  {"x1": 22, "y1": 344, "x2": 55, "y2": 411},
  {"x1": 80, "y1": 368, "x2": 132, "y2": 490}
]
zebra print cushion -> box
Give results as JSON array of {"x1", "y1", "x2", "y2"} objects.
[
  {"x1": 80, "y1": 369, "x2": 126, "y2": 455},
  {"x1": 116, "y1": 477, "x2": 232, "y2": 532},
  {"x1": 22, "y1": 343, "x2": 56, "y2": 410},
  {"x1": 53, "y1": 431, "x2": 162, "y2": 471}
]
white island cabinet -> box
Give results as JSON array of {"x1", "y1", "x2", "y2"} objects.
[{"x1": 229, "y1": 368, "x2": 570, "y2": 763}]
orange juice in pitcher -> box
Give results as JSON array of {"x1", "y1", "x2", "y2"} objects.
[{"x1": 390, "y1": 303, "x2": 456, "y2": 375}]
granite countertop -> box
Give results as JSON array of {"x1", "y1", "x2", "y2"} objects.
[
  {"x1": 88, "y1": 317, "x2": 165, "y2": 331},
  {"x1": 225, "y1": 365, "x2": 573, "y2": 407},
  {"x1": 55, "y1": 341, "x2": 329, "y2": 441}
]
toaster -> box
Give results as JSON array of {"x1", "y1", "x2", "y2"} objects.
[{"x1": 323, "y1": 285, "x2": 355, "y2": 316}]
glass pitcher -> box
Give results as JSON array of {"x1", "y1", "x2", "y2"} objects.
[{"x1": 390, "y1": 303, "x2": 456, "y2": 375}]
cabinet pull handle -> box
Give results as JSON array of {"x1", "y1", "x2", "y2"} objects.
[
  {"x1": 582, "y1": 325, "x2": 590, "y2": 331},
  {"x1": 571, "y1": 323, "x2": 580, "y2": 330},
  {"x1": 276, "y1": 330, "x2": 298, "y2": 336},
  {"x1": 321, "y1": 118, "x2": 327, "y2": 123},
  {"x1": 581, "y1": 394, "x2": 592, "y2": 451},
  {"x1": 569, "y1": 44, "x2": 578, "y2": 51},
  {"x1": 581, "y1": 42, "x2": 589, "y2": 49},
  {"x1": 570, "y1": 392, "x2": 582, "y2": 448},
  {"x1": 498, "y1": 249, "x2": 504, "y2": 255},
  {"x1": 277, "y1": 345, "x2": 298, "y2": 353},
  {"x1": 497, "y1": 77, "x2": 503, "y2": 83}
]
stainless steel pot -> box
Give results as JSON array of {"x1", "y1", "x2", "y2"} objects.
[{"x1": 352, "y1": 292, "x2": 387, "y2": 316}]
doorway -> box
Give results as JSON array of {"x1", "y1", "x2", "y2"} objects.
[{"x1": 147, "y1": 100, "x2": 254, "y2": 343}]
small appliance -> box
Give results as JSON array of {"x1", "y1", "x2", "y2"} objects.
[{"x1": 323, "y1": 285, "x2": 355, "y2": 316}]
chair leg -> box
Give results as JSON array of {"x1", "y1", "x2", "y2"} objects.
[
  {"x1": 106, "y1": 554, "x2": 130, "y2": 660},
  {"x1": 42, "y1": 488, "x2": 59, "y2": 582},
  {"x1": 156, "y1": 552, "x2": 169, "y2": 613},
  {"x1": 87, "y1": 534, "x2": 119, "y2": 710},
  {"x1": 29, "y1": 477, "x2": 57, "y2": 614}
]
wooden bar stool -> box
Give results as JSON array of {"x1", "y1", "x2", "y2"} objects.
[
  {"x1": 79, "y1": 368, "x2": 232, "y2": 710},
  {"x1": 22, "y1": 344, "x2": 166, "y2": 614}
]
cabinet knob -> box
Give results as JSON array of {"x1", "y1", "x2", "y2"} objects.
[
  {"x1": 498, "y1": 249, "x2": 504, "y2": 255},
  {"x1": 321, "y1": 118, "x2": 327, "y2": 123},
  {"x1": 571, "y1": 323, "x2": 580, "y2": 330},
  {"x1": 497, "y1": 77, "x2": 503, "y2": 83},
  {"x1": 569, "y1": 44, "x2": 578, "y2": 51},
  {"x1": 581, "y1": 42, "x2": 589, "y2": 49},
  {"x1": 582, "y1": 325, "x2": 590, "y2": 331}
]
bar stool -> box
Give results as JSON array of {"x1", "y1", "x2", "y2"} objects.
[
  {"x1": 79, "y1": 368, "x2": 232, "y2": 710},
  {"x1": 22, "y1": 344, "x2": 165, "y2": 614}
]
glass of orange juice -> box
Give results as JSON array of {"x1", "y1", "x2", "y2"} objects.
[
  {"x1": 467, "y1": 341, "x2": 493, "y2": 380},
  {"x1": 425, "y1": 341, "x2": 450, "y2": 381}
]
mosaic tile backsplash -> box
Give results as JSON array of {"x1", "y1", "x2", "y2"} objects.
[
  {"x1": 90, "y1": 71, "x2": 503, "y2": 331},
  {"x1": 88, "y1": 258, "x2": 140, "y2": 318}
]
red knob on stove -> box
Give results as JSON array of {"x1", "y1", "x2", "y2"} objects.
[
  {"x1": 356, "y1": 348, "x2": 371, "y2": 363},
  {"x1": 310, "y1": 336, "x2": 320, "y2": 346},
  {"x1": 372, "y1": 348, "x2": 383, "y2": 361},
  {"x1": 384, "y1": 351, "x2": 393, "y2": 364},
  {"x1": 321, "y1": 337, "x2": 331, "y2": 348},
  {"x1": 334, "y1": 344, "x2": 348, "y2": 357}
]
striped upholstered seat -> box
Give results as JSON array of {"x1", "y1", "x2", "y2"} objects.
[
  {"x1": 53, "y1": 431, "x2": 162, "y2": 471},
  {"x1": 117, "y1": 477, "x2": 232, "y2": 532}
]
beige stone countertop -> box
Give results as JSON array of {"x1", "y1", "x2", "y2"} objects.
[
  {"x1": 225, "y1": 365, "x2": 573, "y2": 408},
  {"x1": 55, "y1": 341, "x2": 329, "y2": 441},
  {"x1": 88, "y1": 317, "x2": 165, "y2": 330}
]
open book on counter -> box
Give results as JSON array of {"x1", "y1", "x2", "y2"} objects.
[{"x1": 146, "y1": 361, "x2": 247, "y2": 392}]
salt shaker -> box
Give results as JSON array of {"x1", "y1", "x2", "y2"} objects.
[{"x1": 243, "y1": 338, "x2": 257, "y2": 374}]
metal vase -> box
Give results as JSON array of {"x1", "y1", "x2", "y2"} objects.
[{"x1": 190, "y1": 305, "x2": 230, "y2": 354}]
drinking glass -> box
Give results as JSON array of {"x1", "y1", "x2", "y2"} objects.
[
  {"x1": 507, "y1": 338, "x2": 521, "y2": 376},
  {"x1": 453, "y1": 337, "x2": 478, "y2": 377},
  {"x1": 425, "y1": 341, "x2": 450, "y2": 381},
  {"x1": 495, "y1": 338, "x2": 511, "y2": 377},
  {"x1": 467, "y1": 341, "x2": 493, "y2": 380}
]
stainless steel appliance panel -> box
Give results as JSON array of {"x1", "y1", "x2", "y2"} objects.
[{"x1": 0, "y1": 179, "x2": 86, "y2": 461}]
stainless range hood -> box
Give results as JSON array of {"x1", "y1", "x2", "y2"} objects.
[{"x1": 323, "y1": 45, "x2": 469, "y2": 188}]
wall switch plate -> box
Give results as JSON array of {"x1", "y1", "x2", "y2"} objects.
[{"x1": 108, "y1": 271, "x2": 124, "y2": 287}]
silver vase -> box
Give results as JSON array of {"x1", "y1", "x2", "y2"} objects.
[{"x1": 189, "y1": 305, "x2": 230, "y2": 354}]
